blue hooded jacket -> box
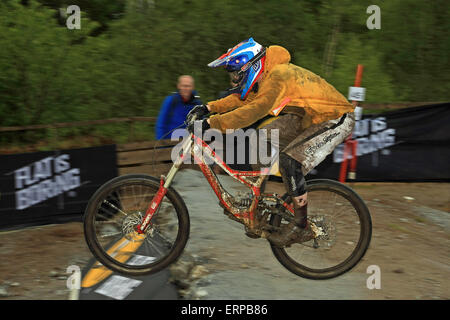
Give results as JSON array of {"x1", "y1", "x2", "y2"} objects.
[{"x1": 155, "y1": 91, "x2": 202, "y2": 140}]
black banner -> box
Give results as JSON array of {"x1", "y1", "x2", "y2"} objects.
[
  {"x1": 0, "y1": 145, "x2": 118, "y2": 230},
  {"x1": 308, "y1": 103, "x2": 450, "y2": 181}
]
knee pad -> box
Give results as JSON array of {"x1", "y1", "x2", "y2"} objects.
[{"x1": 279, "y1": 153, "x2": 306, "y2": 197}]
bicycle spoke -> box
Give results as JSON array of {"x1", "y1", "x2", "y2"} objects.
[
  {"x1": 95, "y1": 210, "x2": 117, "y2": 222},
  {"x1": 132, "y1": 185, "x2": 140, "y2": 209},
  {"x1": 278, "y1": 186, "x2": 362, "y2": 271},
  {"x1": 107, "y1": 191, "x2": 122, "y2": 206},
  {"x1": 103, "y1": 199, "x2": 128, "y2": 217},
  {"x1": 144, "y1": 237, "x2": 166, "y2": 257},
  {"x1": 98, "y1": 231, "x2": 122, "y2": 238}
]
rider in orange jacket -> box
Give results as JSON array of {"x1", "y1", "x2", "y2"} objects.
[{"x1": 188, "y1": 38, "x2": 355, "y2": 247}]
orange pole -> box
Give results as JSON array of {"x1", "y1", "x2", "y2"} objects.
[
  {"x1": 350, "y1": 139, "x2": 358, "y2": 175},
  {"x1": 339, "y1": 64, "x2": 363, "y2": 183},
  {"x1": 354, "y1": 64, "x2": 364, "y2": 87},
  {"x1": 339, "y1": 141, "x2": 350, "y2": 182}
]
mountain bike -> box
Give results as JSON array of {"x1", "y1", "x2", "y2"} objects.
[{"x1": 83, "y1": 115, "x2": 372, "y2": 280}]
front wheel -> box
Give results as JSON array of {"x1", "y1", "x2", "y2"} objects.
[
  {"x1": 83, "y1": 174, "x2": 190, "y2": 276},
  {"x1": 269, "y1": 179, "x2": 372, "y2": 280}
]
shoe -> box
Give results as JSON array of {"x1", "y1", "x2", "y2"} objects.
[{"x1": 268, "y1": 220, "x2": 315, "y2": 248}]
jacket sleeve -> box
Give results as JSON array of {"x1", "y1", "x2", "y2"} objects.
[
  {"x1": 155, "y1": 96, "x2": 173, "y2": 140},
  {"x1": 207, "y1": 93, "x2": 245, "y2": 114},
  {"x1": 209, "y1": 71, "x2": 287, "y2": 132}
]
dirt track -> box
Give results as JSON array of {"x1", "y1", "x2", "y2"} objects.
[{"x1": 0, "y1": 169, "x2": 449, "y2": 300}]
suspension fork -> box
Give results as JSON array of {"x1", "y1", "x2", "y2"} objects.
[{"x1": 136, "y1": 136, "x2": 193, "y2": 234}]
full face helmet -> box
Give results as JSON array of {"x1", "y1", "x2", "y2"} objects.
[{"x1": 208, "y1": 37, "x2": 266, "y2": 100}]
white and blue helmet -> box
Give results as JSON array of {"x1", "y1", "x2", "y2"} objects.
[{"x1": 208, "y1": 37, "x2": 266, "y2": 100}]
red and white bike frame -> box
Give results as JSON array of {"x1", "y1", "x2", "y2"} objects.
[{"x1": 136, "y1": 132, "x2": 294, "y2": 234}]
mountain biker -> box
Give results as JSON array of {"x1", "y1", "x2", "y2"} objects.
[{"x1": 187, "y1": 38, "x2": 355, "y2": 247}]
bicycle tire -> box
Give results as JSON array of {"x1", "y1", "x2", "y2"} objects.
[
  {"x1": 269, "y1": 179, "x2": 372, "y2": 279},
  {"x1": 83, "y1": 174, "x2": 190, "y2": 276}
]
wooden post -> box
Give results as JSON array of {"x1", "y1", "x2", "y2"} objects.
[
  {"x1": 128, "y1": 119, "x2": 135, "y2": 143},
  {"x1": 52, "y1": 125, "x2": 59, "y2": 150}
]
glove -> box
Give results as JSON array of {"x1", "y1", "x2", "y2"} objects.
[
  {"x1": 187, "y1": 104, "x2": 209, "y2": 123},
  {"x1": 187, "y1": 118, "x2": 210, "y2": 136}
]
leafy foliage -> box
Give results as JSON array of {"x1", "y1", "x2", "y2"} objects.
[{"x1": 0, "y1": 0, "x2": 448, "y2": 147}]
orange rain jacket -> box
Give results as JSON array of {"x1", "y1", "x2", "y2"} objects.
[{"x1": 207, "y1": 45, "x2": 354, "y2": 132}]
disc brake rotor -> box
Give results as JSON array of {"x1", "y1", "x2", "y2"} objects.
[
  {"x1": 309, "y1": 215, "x2": 337, "y2": 248},
  {"x1": 122, "y1": 212, "x2": 154, "y2": 241}
]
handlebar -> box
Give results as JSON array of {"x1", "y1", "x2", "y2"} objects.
[{"x1": 186, "y1": 113, "x2": 211, "y2": 127}]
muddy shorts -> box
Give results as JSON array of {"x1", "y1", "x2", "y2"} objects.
[{"x1": 259, "y1": 112, "x2": 355, "y2": 175}]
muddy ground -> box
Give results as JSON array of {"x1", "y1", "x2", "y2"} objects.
[{"x1": 0, "y1": 169, "x2": 448, "y2": 300}]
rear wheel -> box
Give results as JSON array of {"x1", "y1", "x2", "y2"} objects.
[
  {"x1": 269, "y1": 179, "x2": 372, "y2": 279},
  {"x1": 83, "y1": 174, "x2": 190, "y2": 276}
]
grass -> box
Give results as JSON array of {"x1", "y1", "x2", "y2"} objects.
[
  {"x1": 387, "y1": 223, "x2": 409, "y2": 233},
  {"x1": 413, "y1": 216, "x2": 426, "y2": 223}
]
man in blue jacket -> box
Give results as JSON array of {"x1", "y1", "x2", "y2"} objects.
[{"x1": 155, "y1": 75, "x2": 202, "y2": 139}]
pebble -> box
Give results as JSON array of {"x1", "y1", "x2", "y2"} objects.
[
  {"x1": 393, "y1": 269, "x2": 405, "y2": 274},
  {"x1": 240, "y1": 264, "x2": 250, "y2": 269},
  {"x1": 170, "y1": 260, "x2": 194, "y2": 279},
  {"x1": 58, "y1": 276, "x2": 68, "y2": 280},
  {"x1": 10, "y1": 282, "x2": 20, "y2": 287},
  {"x1": 178, "y1": 289, "x2": 191, "y2": 298},
  {"x1": 403, "y1": 196, "x2": 415, "y2": 201},
  {"x1": 55, "y1": 290, "x2": 67, "y2": 295},
  {"x1": 49, "y1": 271, "x2": 59, "y2": 277},
  {"x1": 172, "y1": 279, "x2": 191, "y2": 290},
  {"x1": 0, "y1": 286, "x2": 9, "y2": 297},
  {"x1": 195, "y1": 289, "x2": 208, "y2": 298},
  {"x1": 190, "y1": 265, "x2": 209, "y2": 280},
  {"x1": 196, "y1": 278, "x2": 212, "y2": 287},
  {"x1": 399, "y1": 218, "x2": 409, "y2": 223},
  {"x1": 345, "y1": 241, "x2": 354, "y2": 245}
]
